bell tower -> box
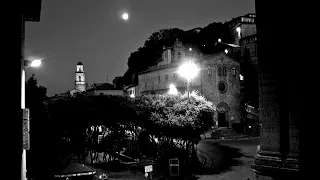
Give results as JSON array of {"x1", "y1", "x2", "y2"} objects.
[
  {"x1": 173, "y1": 38, "x2": 185, "y2": 62},
  {"x1": 75, "y1": 62, "x2": 86, "y2": 92}
]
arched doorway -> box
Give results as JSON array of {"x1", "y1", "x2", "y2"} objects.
[{"x1": 216, "y1": 102, "x2": 230, "y2": 127}]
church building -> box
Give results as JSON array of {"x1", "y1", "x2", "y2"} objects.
[
  {"x1": 137, "y1": 39, "x2": 241, "y2": 127},
  {"x1": 69, "y1": 62, "x2": 87, "y2": 96}
]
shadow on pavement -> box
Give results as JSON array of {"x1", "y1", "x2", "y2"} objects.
[
  {"x1": 91, "y1": 161, "x2": 136, "y2": 172},
  {"x1": 196, "y1": 142, "x2": 244, "y2": 175}
]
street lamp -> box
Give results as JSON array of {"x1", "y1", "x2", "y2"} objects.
[
  {"x1": 21, "y1": 58, "x2": 42, "y2": 180},
  {"x1": 22, "y1": 59, "x2": 42, "y2": 108},
  {"x1": 168, "y1": 84, "x2": 178, "y2": 95},
  {"x1": 177, "y1": 61, "x2": 199, "y2": 99},
  {"x1": 236, "y1": 27, "x2": 241, "y2": 39}
]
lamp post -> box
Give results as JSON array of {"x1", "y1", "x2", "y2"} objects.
[
  {"x1": 22, "y1": 58, "x2": 42, "y2": 180},
  {"x1": 177, "y1": 61, "x2": 199, "y2": 100}
]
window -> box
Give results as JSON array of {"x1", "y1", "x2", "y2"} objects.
[
  {"x1": 158, "y1": 75, "x2": 161, "y2": 82},
  {"x1": 218, "y1": 81, "x2": 227, "y2": 93},
  {"x1": 223, "y1": 66, "x2": 227, "y2": 76},
  {"x1": 173, "y1": 73, "x2": 177, "y2": 79},
  {"x1": 218, "y1": 66, "x2": 222, "y2": 76},
  {"x1": 232, "y1": 67, "x2": 236, "y2": 76},
  {"x1": 208, "y1": 68, "x2": 212, "y2": 76},
  {"x1": 165, "y1": 74, "x2": 168, "y2": 80},
  {"x1": 78, "y1": 76, "x2": 81, "y2": 81}
]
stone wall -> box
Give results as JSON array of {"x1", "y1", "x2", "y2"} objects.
[
  {"x1": 201, "y1": 53, "x2": 241, "y2": 126},
  {"x1": 138, "y1": 65, "x2": 201, "y2": 95}
]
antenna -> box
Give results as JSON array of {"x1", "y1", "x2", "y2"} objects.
[{"x1": 107, "y1": 74, "x2": 108, "y2": 83}]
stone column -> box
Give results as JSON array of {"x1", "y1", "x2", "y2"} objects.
[{"x1": 251, "y1": 1, "x2": 300, "y2": 179}]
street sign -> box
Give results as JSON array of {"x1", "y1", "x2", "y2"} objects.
[
  {"x1": 23, "y1": 109, "x2": 30, "y2": 150},
  {"x1": 145, "y1": 173, "x2": 148, "y2": 177},
  {"x1": 144, "y1": 165, "x2": 153, "y2": 173}
]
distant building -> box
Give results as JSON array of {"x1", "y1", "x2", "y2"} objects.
[
  {"x1": 124, "y1": 84, "x2": 138, "y2": 98},
  {"x1": 47, "y1": 93, "x2": 67, "y2": 102},
  {"x1": 86, "y1": 83, "x2": 124, "y2": 96},
  {"x1": 75, "y1": 62, "x2": 86, "y2": 92},
  {"x1": 112, "y1": 76, "x2": 123, "y2": 89},
  {"x1": 138, "y1": 39, "x2": 201, "y2": 96},
  {"x1": 240, "y1": 34, "x2": 257, "y2": 65},
  {"x1": 226, "y1": 13, "x2": 256, "y2": 45},
  {"x1": 137, "y1": 39, "x2": 241, "y2": 127},
  {"x1": 68, "y1": 62, "x2": 87, "y2": 96}
]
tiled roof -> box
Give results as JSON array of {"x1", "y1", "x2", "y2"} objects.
[
  {"x1": 87, "y1": 83, "x2": 115, "y2": 91},
  {"x1": 138, "y1": 62, "x2": 181, "y2": 74}
]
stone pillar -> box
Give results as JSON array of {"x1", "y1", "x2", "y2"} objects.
[{"x1": 251, "y1": 1, "x2": 301, "y2": 179}]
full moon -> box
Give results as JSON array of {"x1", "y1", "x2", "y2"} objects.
[{"x1": 122, "y1": 13, "x2": 129, "y2": 20}]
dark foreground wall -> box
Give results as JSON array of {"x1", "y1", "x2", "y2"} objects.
[{"x1": 251, "y1": 1, "x2": 311, "y2": 179}]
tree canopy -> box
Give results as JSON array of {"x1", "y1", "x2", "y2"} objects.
[{"x1": 46, "y1": 91, "x2": 216, "y2": 167}]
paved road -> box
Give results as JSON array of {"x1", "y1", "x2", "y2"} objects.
[{"x1": 196, "y1": 137, "x2": 260, "y2": 180}]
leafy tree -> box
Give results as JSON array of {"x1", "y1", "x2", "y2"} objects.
[
  {"x1": 127, "y1": 91, "x2": 215, "y2": 164},
  {"x1": 46, "y1": 91, "x2": 215, "y2": 177}
]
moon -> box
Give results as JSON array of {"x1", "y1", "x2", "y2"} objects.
[{"x1": 122, "y1": 13, "x2": 129, "y2": 20}]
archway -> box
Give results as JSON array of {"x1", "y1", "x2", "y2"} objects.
[{"x1": 216, "y1": 102, "x2": 230, "y2": 127}]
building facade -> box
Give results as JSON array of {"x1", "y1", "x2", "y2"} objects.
[
  {"x1": 86, "y1": 83, "x2": 124, "y2": 96},
  {"x1": 201, "y1": 53, "x2": 241, "y2": 127},
  {"x1": 138, "y1": 39, "x2": 201, "y2": 96},
  {"x1": 124, "y1": 84, "x2": 138, "y2": 98},
  {"x1": 226, "y1": 13, "x2": 256, "y2": 45}
]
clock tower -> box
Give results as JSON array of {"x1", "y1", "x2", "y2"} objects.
[{"x1": 75, "y1": 62, "x2": 86, "y2": 92}]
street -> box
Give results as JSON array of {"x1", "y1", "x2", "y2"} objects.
[{"x1": 196, "y1": 137, "x2": 260, "y2": 180}]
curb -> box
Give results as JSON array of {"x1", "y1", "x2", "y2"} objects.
[
  {"x1": 202, "y1": 136, "x2": 260, "y2": 141},
  {"x1": 196, "y1": 150, "x2": 212, "y2": 168}
]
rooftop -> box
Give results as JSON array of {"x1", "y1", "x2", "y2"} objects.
[{"x1": 87, "y1": 83, "x2": 115, "y2": 91}]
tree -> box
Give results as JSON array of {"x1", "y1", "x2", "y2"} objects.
[
  {"x1": 46, "y1": 91, "x2": 215, "y2": 178},
  {"x1": 126, "y1": 91, "x2": 216, "y2": 177},
  {"x1": 128, "y1": 92, "x2": 215, "y2": 166}
]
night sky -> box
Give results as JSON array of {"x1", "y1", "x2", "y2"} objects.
[{"x1": 25, "y1": 0, "x2": 255, "y2": 96}]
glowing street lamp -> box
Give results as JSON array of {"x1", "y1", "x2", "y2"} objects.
[
  {"x1": 236, "y1": 27, "x2": 241, "y2": 38},
  {"x1": 177, "y1": 61, "x2": 199, "y2": 99},
  {"x1": 168, "y1": 84, "x2": 178, "y2": 95},
  {"x1": 24, "y1": 58, "x2": 42, "y2": 68},
  {"x1": 30, "y1": 59, "x2": 42, "y2": 67}
]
